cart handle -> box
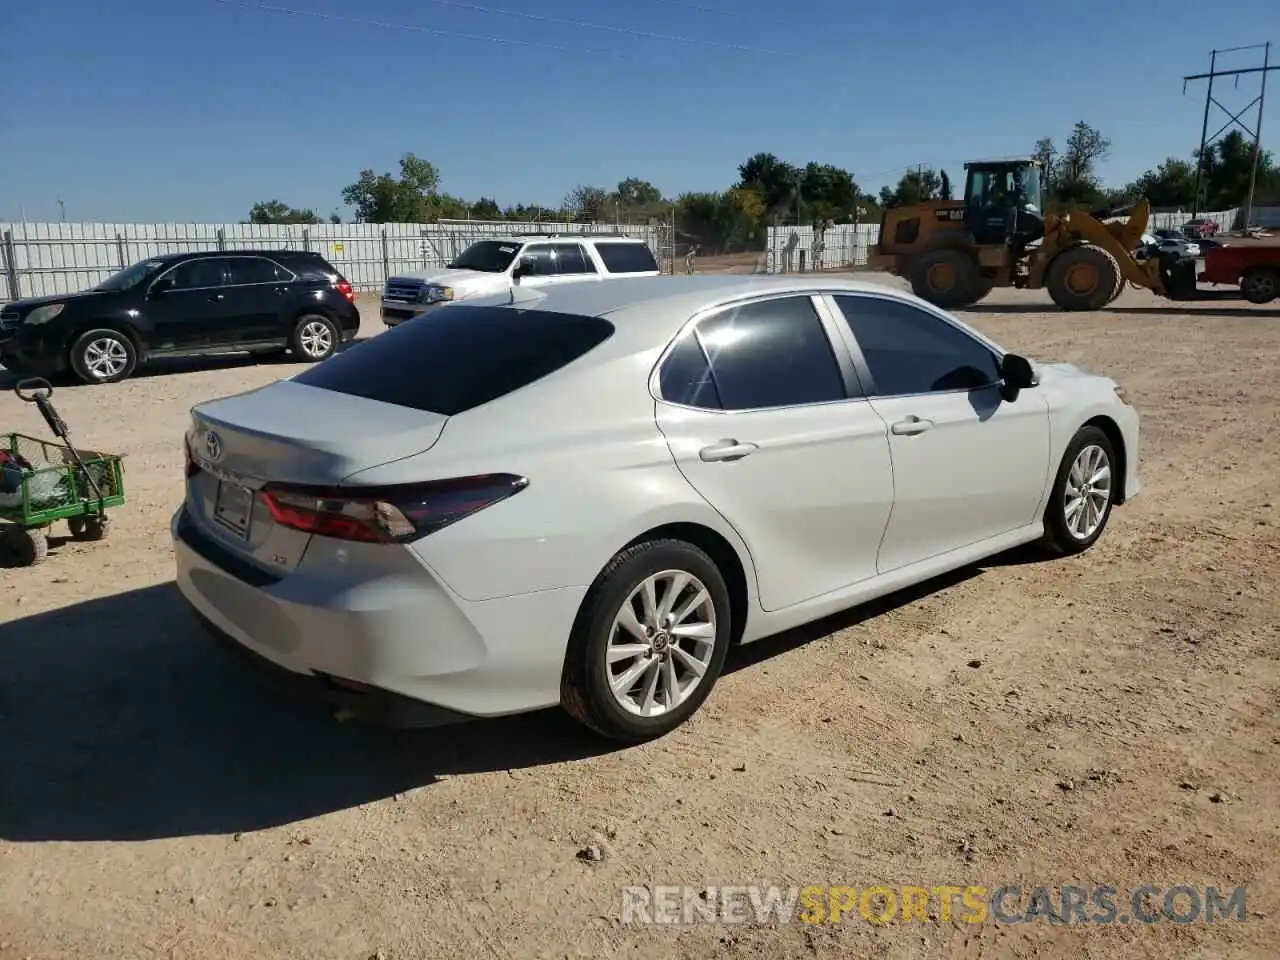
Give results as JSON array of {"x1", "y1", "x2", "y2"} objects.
[{"x1": 14, "y1": 377, "x2": 54, "y2": 402}]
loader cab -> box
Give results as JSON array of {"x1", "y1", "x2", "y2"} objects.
[{"x1": 964, "y1": 159, "x2": 1046, "y2": 248}]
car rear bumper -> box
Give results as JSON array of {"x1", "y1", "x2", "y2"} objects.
[{"x1": 171, "y1": 505, "x2": 584, "y2": 722}]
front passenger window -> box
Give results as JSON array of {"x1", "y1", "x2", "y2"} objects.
[
  {"x1": 162, "y1": 259, "x2": 228, "y2": 291},
  {"x1": 833, "y1": 295, "x2": 1001, "y2": 396}
]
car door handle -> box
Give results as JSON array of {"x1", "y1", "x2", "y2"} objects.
[
  {"x1": 891, "y1": 416, "x2": 934, "y2": 436},
  {"x1": 699, "y1": 439, "x2": 758, "y2": 462},
  {"x1": 208, "y1": 293, "x2": 224, "y2": 302}
]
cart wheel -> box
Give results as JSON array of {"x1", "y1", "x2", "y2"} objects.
[
  {"x1": 68, "y1": 515, "x2": 109, "y2": 541},
  {"x1": 0, "y1": 527, "x2": 48, "y2": 567}
]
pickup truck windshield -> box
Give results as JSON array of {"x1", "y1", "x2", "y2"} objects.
[{"x1": 446, "y1": 240, "x2": 522, "y2": 273}]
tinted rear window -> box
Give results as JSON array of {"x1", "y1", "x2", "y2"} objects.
[
  {"x1": 275, "y1": 253, "x2": 341, "y2": 280},
  {"x1": 292, "y1": 306, "x2": 614, "y2": 415},
  {"x1": 594, "y1": 242, "x2": 659, "y2": 274}
]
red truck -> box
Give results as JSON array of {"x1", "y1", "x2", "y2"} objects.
[{"x1": 1198, "y1": 239, "x2": 1280, "y2": 304}]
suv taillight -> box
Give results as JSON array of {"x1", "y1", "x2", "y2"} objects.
[
  {"x1": 335, "y1": 279, "x2": 355, "y2": 302},
  {"x1": 257, "y1": 474, "x2": 528, "y2": 543}
]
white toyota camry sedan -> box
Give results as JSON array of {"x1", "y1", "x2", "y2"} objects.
[{"x1": 173, "y1": 274, "x2": 1139, "y2": 742}]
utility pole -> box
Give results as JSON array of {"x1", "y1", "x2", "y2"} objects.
[
  {"x1": 57, "y1": 199, "x2": 65, "y2": 221},
  {"x1": 1183, "y1": 43, "x2": 1279, "y2": 225}
]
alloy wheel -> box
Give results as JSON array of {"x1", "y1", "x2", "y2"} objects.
[
  {"x1": 604, "y1": 569, "x2": 718, "y2": 717},
  {"x1": 1063, "y1": 443, "x2": 1112, "y2": 540}
]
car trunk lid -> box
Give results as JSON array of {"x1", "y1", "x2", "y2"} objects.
[{"x1": 184, "y1": 379, "x2": 448, "y2": 575}]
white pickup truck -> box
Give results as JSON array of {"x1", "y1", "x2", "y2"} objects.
[{"x1": 381, "y1": 233, "x2": 661, "y2": 326}]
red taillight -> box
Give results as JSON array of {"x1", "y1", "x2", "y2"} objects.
[
  {"x1": 257, "y1": 474, "x2": 528, "y2": 543},
  {"x1": 335, "y1": 279, "x2": 355, "y2": 302},
  {"x1": 184, "y1": 434, "x2": 200, "y2": 479}
]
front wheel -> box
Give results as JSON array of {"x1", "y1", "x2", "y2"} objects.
[
  {"x1": 69, "y1": 329, "x2": 138, "y2": 384},
  {"x1": 1042, "y1": 426, "x2": 1117, "y2": 555},
  {"x1": 561, "y1": 539, "x2": 732, "y2": 742},
  {"x1": 289, "y1": 314, "x2": 339, "y2": 362},
  {"x1": 0, "y1": 527, "x2": 48, "y2": 567}
]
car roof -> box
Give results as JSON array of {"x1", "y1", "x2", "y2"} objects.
[
  {"x1": 146, "y1": 249, "x2": 324, "y2": 262},
  {"x1": 468, "y1": 234, "x2": 648, "y2": 245},
  {"x1": 458, "y1": 274, "x2": 913, "y2": 347}
]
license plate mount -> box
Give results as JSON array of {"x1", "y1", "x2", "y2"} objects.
[{"x1": 213, "y1": 480, "x2": 254, "y2": 539}]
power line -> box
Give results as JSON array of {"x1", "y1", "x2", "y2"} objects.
[{"x1": 212, "y1": 0, "x2": 791, "y2": 56}]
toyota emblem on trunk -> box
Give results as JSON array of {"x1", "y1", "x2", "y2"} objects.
[{"x1": 205, "y1": 431, "x2": 223, "y2": 461}]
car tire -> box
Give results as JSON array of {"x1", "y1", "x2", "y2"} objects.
[
  {"x1": 67, "y1": 515, "x2": 109, "y2": 541},
  {"x1": 1240, "y1": 267, "x2": 1278, "y2": 304},
  {"x1": 69, "y1": 328, "x2": 139, "y2": 384},
  {"x1": 289, "y1": 314, "x2": 339, "y2": 362},
  {"x1": 0, "y1": 527, "x2": 48, "y2": 567},
  {"x1": 561, "y1": 538, "x2": 732, "y2": 743},
  {"x1": 1042, "y1": 425, "x2": 1118, "y2": 555}
]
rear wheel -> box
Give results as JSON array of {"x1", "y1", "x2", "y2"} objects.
[
  {"x1": 290, "y1": 314, "x2": 339, "y2": 362},
  {"x1": 1045, "y1": 244, "x2": 1122, "y2": 311},
  {"x1": 561, "y1": 539, "x2": 732, "y2": 742},
  {"x1": 910, "y1": 249, "x2": 984, "y2": 308},
  {"x1": 69, "y1": 328, "x2": 138, "y2": 384},
  {"x1": 1240, "y1": 266, "x2": 1278, "y2": 304},
  {"x1": 0, "y1": 527, "x2": 47, "y2": 567}
]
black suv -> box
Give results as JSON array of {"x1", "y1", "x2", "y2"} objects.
[{"x1": 0, "y1": 250, "x2": 361, "y2": 384}]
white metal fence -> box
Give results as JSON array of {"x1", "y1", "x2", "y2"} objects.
[
  {"x1": 762, "y1": 208, "x2": 1242, "y2": 274},
  {"x1": 0, "y1": 220, "x2": 665, "y2": 302}
]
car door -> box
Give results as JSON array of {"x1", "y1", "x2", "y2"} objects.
[
  {"x1": 653, "y1": 293, "x2": 895, "y2": 612},
  {"x1": 144, "y1": 257, "x2": 233, "y2": 353},
  {"x1": 827, "y1": 292, "x2": 1051, "y2": 573},
  {"x1": 512, "y1": 244, "x2": 556, "y2": 288},
  {"x1": 221, "y1": 255, "x2": 293, "y2": 346},
  {"x1": 547, "y1": 242, "x2": 602, "y2": 285}
]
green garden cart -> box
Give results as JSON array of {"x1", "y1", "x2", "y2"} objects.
[{"x1": 0, "y1": 378, "x2": 126, "y2": 567}]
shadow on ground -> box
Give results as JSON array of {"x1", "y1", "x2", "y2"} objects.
[
  {"x1": 0, "y1": 582, "x2": 609, "y2": 843},
  {"x1": 0, "y1": 545, "x2": 1046, "y2": 843}
]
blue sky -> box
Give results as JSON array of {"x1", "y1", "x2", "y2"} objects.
[{"x1": 1, "y1": 0, "x2": 1277, "y2": 222}]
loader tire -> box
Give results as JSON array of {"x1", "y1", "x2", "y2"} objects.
[
  {"x1": 1045, "y1": 244, "x2": 1122, "y2": 311},
  {"x1": 910, "y1": 249, "x2": 984, "y2": 308}
]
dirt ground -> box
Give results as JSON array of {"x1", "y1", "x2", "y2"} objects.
[{"x1": 1, "y1": 281, "x2": 1277, "y2": 960}]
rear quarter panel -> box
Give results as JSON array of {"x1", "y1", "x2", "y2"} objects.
[{"x1": 342, "y1": 346, "x2": 758, "y2": 604}]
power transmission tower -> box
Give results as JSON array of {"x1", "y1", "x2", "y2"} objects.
[{"x1": 1182, "y1": 42, "x2": 1278, "y2": 225}]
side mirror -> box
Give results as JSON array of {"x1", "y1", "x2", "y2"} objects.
[{"x1": 1000, "y1": 353, "x2": 1037, "y2": 391}]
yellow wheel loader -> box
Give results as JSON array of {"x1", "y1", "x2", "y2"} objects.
[{"x1": 867, "y1": 159, "x2": 1199, "y2": 310}]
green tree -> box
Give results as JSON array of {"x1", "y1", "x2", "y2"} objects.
[
  {"x1": 564, "y1": 184, "x2": 611, "y2": 221},
  {"x1": 341, "y1": 153, "x2": 444, "y2": 223},
  {"x1": 1122, "y1": 158, "x2": 1198, "y2": 208},
  {"x1": 469, "y1": 197, "x2": 502, "y2": 220},
  {"x1": 736, "y1": 152, "x2": 802, "y2": 215},
  {"x1": 613, "y1": 177, "x2": 664, "y2": 209},
  {"x1": 1051, "y1": 121, "x2": 1110, "y2": 208},
  {"x1": 247, "y1": 199, "x2": 323, "y2": 224},
  {"x1": 1199, "y1": 130, "x2": 1279, "y2": 211},
  {"x1": 879, "y1": 168, "x2": 943, "y2": 208}
]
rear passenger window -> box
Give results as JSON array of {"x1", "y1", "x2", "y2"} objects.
[
  {"x1": 551, "y1": 243, "x2": 594, "y2": 275},
  {"x1": 226, "y1": 257, "x2": 287, "y2": 285},
  {"x1": 694, "y1": 296, "x2": 846, "y2": 411},
  {"x1": 833, "y1": 295, "x2": 1001, "y2": 395},
  {"x1": 658, "y1": 330, "x2": 722, "y2": 408},
  {"x1": 594, "y1": 242, "x2": 659, "y2": 274}
]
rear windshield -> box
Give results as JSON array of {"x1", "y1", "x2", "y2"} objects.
[
  {"x1": 292, "y1": 306, "x2": 614, "y2": 415},
  {"x1": 594, "y1": 242, "x2": 659, "y2": 274}
]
